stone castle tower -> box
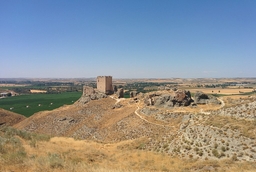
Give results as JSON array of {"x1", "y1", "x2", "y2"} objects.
[{"x1": 97, "y1": 76, "x2": 113, "y2": 95}]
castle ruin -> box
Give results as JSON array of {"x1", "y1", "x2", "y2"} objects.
[{"x1": 97, "y1": 76, "x2": 113, "y2": 95}]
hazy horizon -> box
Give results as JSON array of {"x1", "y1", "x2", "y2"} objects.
[{"x1": 1, "y1": 1, "x2": 256, "y2": 78}]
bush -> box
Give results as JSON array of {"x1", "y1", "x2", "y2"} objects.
[
  {"x1": 232, "y1": 154, "x2": 238, "y2": 161},
  {"x1": 212, "y1": 149, "x2": 220, "y2": 158},
  {"x1": 198, "y1": 150, "x2": 203, "y2": 156},
  {"x1": 0, "y1": 135, "x2": 27, "y2": 164},
  {"x1": 48, "y1": 153, "x2": 64, "y2": 169},
  {"x1": 0, "y1": 126, "x2": 50, "y2": 142},
  {"x1": 214, "y1": 143, "x2": 218, "y2": 149}
]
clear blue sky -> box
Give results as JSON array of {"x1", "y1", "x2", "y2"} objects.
[{"x1": 1, "y1": 0, "x2": 256, "y2": 78}]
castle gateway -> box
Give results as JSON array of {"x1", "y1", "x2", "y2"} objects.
[{"x1": 97, "y1": 76, "x2": 113, "y2": 95}]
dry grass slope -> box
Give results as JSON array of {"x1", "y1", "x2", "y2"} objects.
[
  {"x1": 0, "y1": 108, "x2": 26, "y2": 126},
  {"x1": 1, "y1": 126, "x2": 256, "y2": 172}
]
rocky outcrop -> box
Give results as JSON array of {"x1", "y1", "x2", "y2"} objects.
[
  {"x1": 116, "y1": 88, "x2": 124, "y2": 98},
  {"x1": 144, "y1": 90, "x2": 193, "y2": 107},
  {"x1": 140, "y1": 107, "x2": 160, "y2": 116},
  {"x1": 83, "y1": 86, "x2": 95, "y2": 96},
  {"x1": 112, "y1": 103, "x2": 123, "y2": 109},
  {"x1": 154, "y1": 94, "x2": 173, "y2": 107},
  {"x1": 194, "y1": 91, "x2": 220, "y2": 105},
  {"x1": 172, "y1": 89, "x2": 193, "y2": 106},
  {"x1": 77, "y1": 86, "x2": 107, "y2": 104},
  {"x1": 144, "y1": 90, "x2": 223, "y2": 108},
  {"x1": 130, "y1": 91, "x2": 138, "y2": 98}
]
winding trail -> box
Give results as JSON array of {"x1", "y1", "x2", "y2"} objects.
[
  {"x1": 110, "y1": 96, "x2": 125, "y2": 105},
  {"x1": 134, "y1": 100, "x2": 170, "y2": 127},
  {"x1": 110, "y1": 96, "x2": 170, "y2": 127}
]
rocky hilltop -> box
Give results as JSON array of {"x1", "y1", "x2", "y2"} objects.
[{"x1": 143, "y1": 89, "x2": 220, "y2": 108}]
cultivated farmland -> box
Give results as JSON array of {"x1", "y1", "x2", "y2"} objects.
[{"x1": 0, "y1": 92, "x2": 82, "y2": 117}]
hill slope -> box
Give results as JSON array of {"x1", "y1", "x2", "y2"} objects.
[
  {"x1": 1, "y1": 126, "x2": 256, "y2": 172},
  {"x1": 0, "y1": 108, "x2": 26, "y2": 126}
]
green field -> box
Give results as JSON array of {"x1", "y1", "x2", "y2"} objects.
[{"x1": 0, "y1": 92, "x2": 82, "y2": 117}]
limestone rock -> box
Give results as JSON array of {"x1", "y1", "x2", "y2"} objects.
[
  {"x1": 154, "y1": 94, "x2": 171, "y2": 106},
  {"x1": 194, "y1": 91, "x2": 220, "y2": 105},
  {"x1": 83, "y1": 86, "x2": 95, "y2": 96},
  {"x1": 77, "y1": 86, "x2": 107, "y2": 105},
  {"x1": 145, "y1": 89, "x2": 193, "y2": 107},
  {"x1": 112, "y1": 103, "x2": 123, "y2": 109},
  {"x1": 172, "y1": 90, "x2": 193, "y2": 106}
]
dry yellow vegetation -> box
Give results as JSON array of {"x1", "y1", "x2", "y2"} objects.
[
  {"x1": 1, "y1": 127, "x2": 256, "y2": 172},
  {"x1": 189, "y1": 88, "x2": 253, "y2": 95}
]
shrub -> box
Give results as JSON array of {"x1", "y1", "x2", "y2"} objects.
[
  {"x1": 198, "y1": 150, "x2": 203, "y2": 156},
  {"x1": 0, "y1": 126, "x2": 50, "y2": 142},
  {"x1": 194, "y1": 147, "x2": 199, "y2": 152},
  {"x1": 214, "y1": 143, "x2": 218, "y2": 149},
  {"x1": 212, "y1": 149, "x2": 220, "y2": 158},
  {"x1": 163, "y1": 144, "x2": 169, "y2": 149},
  {"x1": 232, "y1": 154, "x2": 238, "y2": 161},
  {"x1": 48, "y1": 153, "x2": 64, "y2": 169}
]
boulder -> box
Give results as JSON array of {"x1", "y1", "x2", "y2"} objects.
[
  {"x1": 144, "y1": 98, "x2": 153, "y2": 106},
  {"x1": 163, "y1": 101, "x2": 174, "y2": 108},
  {"x1": 172, "y1": 90, "x2": 193, "y2": 106},
  {"x1": 194, "y1": 91, "x2": 220, "y2": 105},
  {"x1": 154, "y1": 94, "x2": 171, "y2": 106},
  {"x1": 130, "y1": 91, "x2": 138, "y2": 98},
  {"x1": 112, "y1": 103, "x2": 122, "y2": 109},
  {"x1": 174, "y1": 89, "x2": 186, "y2": 102}
]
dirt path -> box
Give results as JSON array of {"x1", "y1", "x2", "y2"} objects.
[
  {"x1": 109, "y1": 96, "x2": 125, "y2": 104},
  {"x1": 110, "y1": 96, "x2": 170, "y2": 127},
  {"x1": 218, "y1": 98, "x2": 225, "y2": 108},
  {"x1": 134, "y1": 100, "x2": 169, "y2": 127}
]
